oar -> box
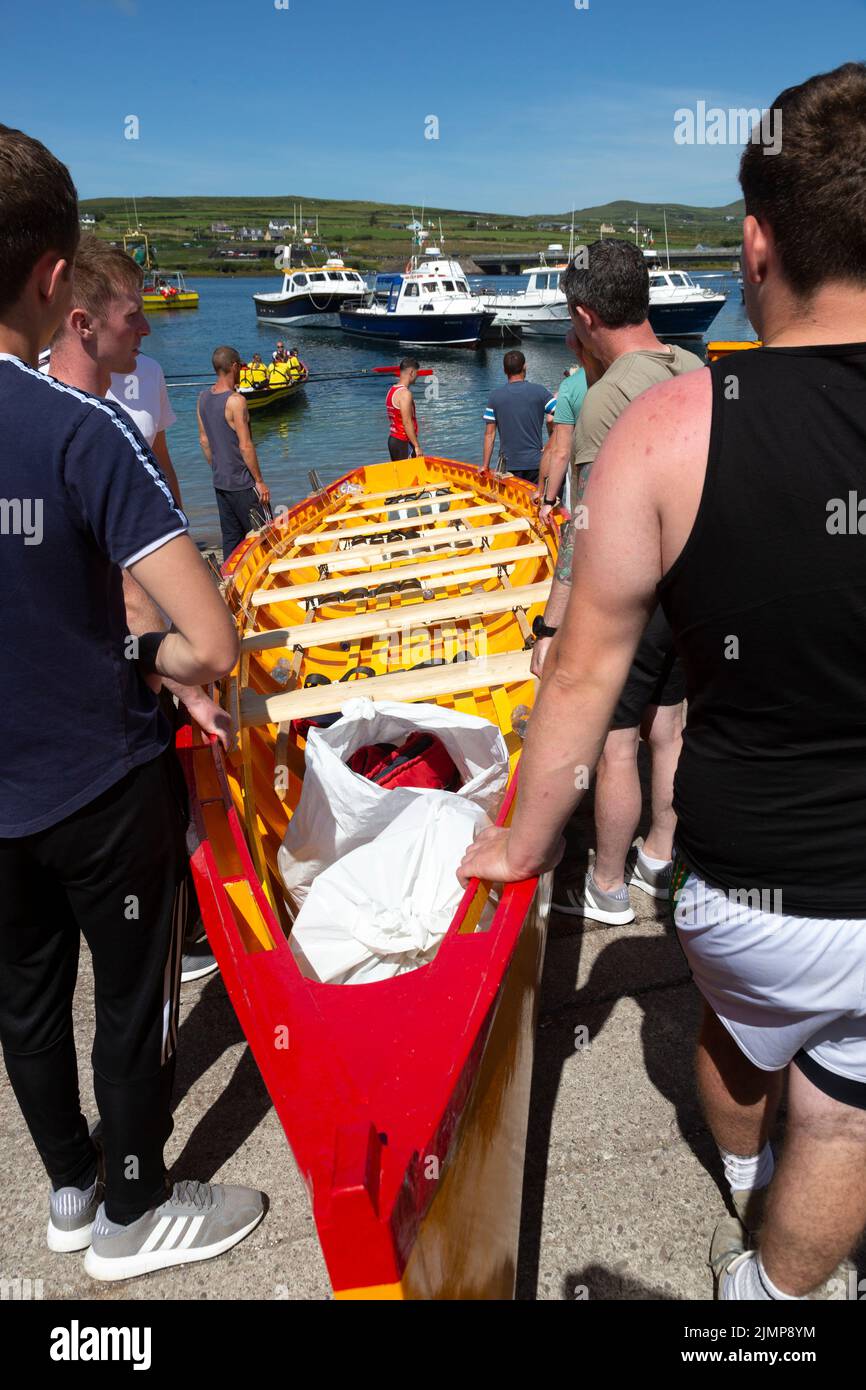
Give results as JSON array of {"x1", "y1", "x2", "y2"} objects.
[
  {"x1": 305, "y1": 367, "x2": 434, "y2": 383},
  {"x1": 164, "y1": 365, "x2": 433, "y2": 388}
]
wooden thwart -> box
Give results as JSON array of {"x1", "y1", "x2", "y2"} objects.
[
  {"x1": 241, "y1": 649, "x2": 536, "y2": 727},
  {"x1": 251, "y1": 542, "x2": 548, "y2": 606},
  {"x1": 323, "y1": 490, "x2": 474, "y2": 523},
  {"x1": 242, "y1": 581, "x2": 550, "y2": 653},
  {"x1": 293, "y1": 504, "x2": 506, "y2": 547},
  {"x1": 252, "y1": 568, "x2": 501, "y2": 616},
  {"x1": 328, "y1": 482, "x2": 463, "y2": 507},
  {"x1": 267, "y1": 517, "x2": 533, "y2": 575}
]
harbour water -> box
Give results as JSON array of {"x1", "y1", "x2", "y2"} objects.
[{"x1": 149, "y1": 272, "x2": 752, "y2": 548}]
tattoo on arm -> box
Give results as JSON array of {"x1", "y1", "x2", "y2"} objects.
[{"x1": 554, "y1": 520, "x2": 575, "y2": 586}]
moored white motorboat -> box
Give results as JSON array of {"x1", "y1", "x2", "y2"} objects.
[
  {"x1": 481, "y1": 248, "x2": 727, "y2": 340},
  {"x1": 340, "y1": 228, "x2": 495, "y2": 347},
  {"x1": 253, "y1": 256, "x2": 368, "y2": 327}
]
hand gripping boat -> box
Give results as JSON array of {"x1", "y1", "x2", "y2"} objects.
[{"x1": 177, "y1": 456, "x2": 560, "y2": 1298}]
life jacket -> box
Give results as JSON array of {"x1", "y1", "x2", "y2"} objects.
[
  {"x1": 288, "y1": 354, "x2": 303, "y2": 377},
  {"x1": 346, "y1": 732, "x2": 461, "y2": 791}
]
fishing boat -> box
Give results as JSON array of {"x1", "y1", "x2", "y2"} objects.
[
  {"x1": 178, "y1": 456, "x2": 559, "y2": 1298},
  {"x1": 122, "y1": 230, "x2": 200, "y2": 310},
  {"x1": 141, "y1": 269, "x2": 199, "y2": 312},
  {"x1": 253, "y1": 256, "x2": 368, "y2": 327},
  {"x1": 340, "y1": 227, "x2": 495, "y2": 347},
  {"x1": 479, "y1": 249, "x2": 571, "y2": 340},
  {"x1": 481, "y1": 255, "x2": 726, "y2": 340}
]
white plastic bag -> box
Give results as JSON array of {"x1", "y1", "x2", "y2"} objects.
[
  {"x1": 277, "y1": 697, "x2": 508, "y2": 908},
  {"x1": 291, "y1": 794, "x2": 489, "y2": 984}
]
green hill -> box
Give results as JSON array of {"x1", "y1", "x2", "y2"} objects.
[{"x1": 78, "y1": 194, "x2": 744, "y2": 275}]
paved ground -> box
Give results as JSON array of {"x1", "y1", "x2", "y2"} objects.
[{"x1": 2, "y1": 748, "x2": 863, "y2": 1301}]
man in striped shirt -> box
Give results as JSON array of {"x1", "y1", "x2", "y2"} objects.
[
  {"x1": 481, "y1": 349, "x2": 555, "y2": 482},
  {"x1": 0, "y1": 124, "x2": 264, "y2": 1282}
]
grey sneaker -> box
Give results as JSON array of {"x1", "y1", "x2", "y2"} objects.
[
  {"x1": 83, "y1": 1179, "x2": 264, "y2": 1282},
  {"x1": 553, "y1": 869, "x2": 635, "y2": 925},
  {"x1": 181, "y1": 934, "x2": 219, "y2": 984},
  {"x1": 47, "y1": 1166, "x2": 104, "y2": 1253},
  {"x1": 628, "y1": 839, "x2": 673, "y2": 900}
]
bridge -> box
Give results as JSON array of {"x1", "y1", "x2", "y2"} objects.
[{"x1": 471, "y1": 248, "x2": 741, "y2": 275}]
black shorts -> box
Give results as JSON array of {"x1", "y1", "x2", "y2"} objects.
[
  {"x1": 611, "y1": 605, "x2": 685, "y2": 730},
  {"x1": 388, "y1": 436, "x2": 417, "y2": 461}
]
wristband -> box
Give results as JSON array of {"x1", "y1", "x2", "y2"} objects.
[
  {"x1": 532, "y1": 615, "x2": 558, "y2": 640},
  {"x1": 137, "y1": 631, "x2": 167, "y2": 676}
]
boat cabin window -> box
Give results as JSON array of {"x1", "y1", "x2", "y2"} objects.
[
  {"x1": 309, "y1": 272, "x2": 325, "y2": 282},
  {"x1": 404, "y1": 283, "x2": 419, "y2": 297},
  {"x1": 457, "y1": 280, "x2": 469, "y2": 292},
  {"x1": 327, "y1": 271, "x2": 344, "y2": 281},
  {"x1": 668, "y1": 273, "x2": 687, "y2": 286},
  {"x1": 424, "y1": 282, "x2": 438, "y2": 293},
  {"x1": 293, "y1": 274, "x2": 308, "y2": 287},
  {"x1": 443, "y1": 280, "x2": 455, "y2": 292}
]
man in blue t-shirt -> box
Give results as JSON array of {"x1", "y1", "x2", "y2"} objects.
[
  {"x1": 0, "y1": 123, "x2": 264, "y2": 1281},
  {"x1": 481, "y1": 349, "x2": 555, "y2": 483}
]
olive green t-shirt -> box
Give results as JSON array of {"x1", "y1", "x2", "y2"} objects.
[{"x1": 571, "y1": 344, "x2": 703, "y2": 503}]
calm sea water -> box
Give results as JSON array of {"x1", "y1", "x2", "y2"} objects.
[{"x1": 146, "y1": 272, "x2": 753, "y2": 548}]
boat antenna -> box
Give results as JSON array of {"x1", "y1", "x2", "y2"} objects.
[
  {"x1": 568, "y1": 206, "x2": 575, "y2": 261},
  {"x1": 663, "y1": 209, "x2": 671, "y2": 270},
  {"x1": 132, "y1": 194, "x2": 140, "y2": 232}
]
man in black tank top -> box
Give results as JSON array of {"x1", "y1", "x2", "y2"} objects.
[
  {"x1": 197, "y1": 345, "x2": 271, "y2": 562},
  {"x1": 461, "y1": 64, "x2": 866, "y2": 1301}
]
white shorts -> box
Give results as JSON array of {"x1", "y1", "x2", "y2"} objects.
[{"x1": 673, "y1": 870, "x2": 866, "y2": 1087}]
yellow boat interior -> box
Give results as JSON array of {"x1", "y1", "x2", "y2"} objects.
[{"x1": 215, "y1": 454, "x2": 558, "y2": 938}]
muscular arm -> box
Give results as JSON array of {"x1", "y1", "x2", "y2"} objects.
[
  {"x1": 398, "y1": 389, "x2": 420, "y2": 453},
  {"x1": 481, "y1": 420, "x2": 497, "y2": 471},
  {"x1": 226, "y1": 392, "x2": 270, "y2": 504},
  {"x1": 538, "y1": 422, "x2": 574, "y2": 509},
  {"x1": 458, "y1": 370, "x2": 712, "y2": 885},
  {"x1": 225, "y1": 393, "x2": 264, "y2": 486},
  {"x1": 197, "y1": 403, "x2": 212, "y2": 469},
  {"x1": 128, "y1": 533, "x2": 239, "y2": 685}
]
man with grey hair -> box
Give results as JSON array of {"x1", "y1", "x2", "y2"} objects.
[{"x1": 531, "y1": 239, "x2": 701, "y2": 926}]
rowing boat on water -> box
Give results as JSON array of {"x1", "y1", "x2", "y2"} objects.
[{"x1": 178, "y1": 455, "x2": 560, "y2": 1298}]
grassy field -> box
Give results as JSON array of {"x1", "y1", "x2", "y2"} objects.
[{"x1": 80, "y1": 194, "x2": 745, "y2": 275}]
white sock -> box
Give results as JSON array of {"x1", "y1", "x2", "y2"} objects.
[
  {"x1": 756, "y1": 1253, "x2": 802, "y2": 1300},
  {"x1": 724, "y1": 1250, "x2": 800, "y2": 1300},
  {"x1": 723, "y1": 1251, "x2": 769, "y2": 1300},
  {"x1": 720, "y1": 1140, "x2": 775, "y2": 1195},
  {"x1": 637, "y1": 845, "x2": 671, "y2": 872}
]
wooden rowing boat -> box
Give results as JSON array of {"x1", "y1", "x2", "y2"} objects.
[{"x1": 178, "y1": 455, "x2": 560, "y2": 1298}]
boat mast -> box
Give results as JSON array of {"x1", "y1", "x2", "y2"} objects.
[{"x1": 664, "y1": 209, "x2": 671, "y2": 269}]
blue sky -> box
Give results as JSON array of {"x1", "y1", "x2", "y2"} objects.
[{"x1": 5, "y1": 0, "x2": 865, "y2": 212}]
